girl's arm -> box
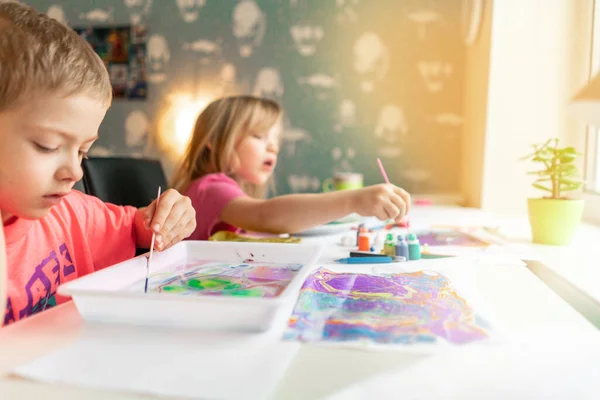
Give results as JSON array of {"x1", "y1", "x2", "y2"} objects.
[{"x1": 220, "y1": 184, "x2": 411, "y2": 234}]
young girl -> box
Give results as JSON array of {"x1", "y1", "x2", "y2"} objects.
[{"x1": 172, "y1": 95, "x2": 411, "y2": 240}]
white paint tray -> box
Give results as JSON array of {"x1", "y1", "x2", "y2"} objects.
[{"x1": 58, "y1": 240, "x2": 323, "y2": 332}]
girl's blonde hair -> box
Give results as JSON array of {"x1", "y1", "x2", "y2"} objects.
[{"x1": 172, "y1": 95, "x2": 282, "y2": 198}]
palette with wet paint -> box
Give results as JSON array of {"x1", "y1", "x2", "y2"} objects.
[
  {"x1": 135, "y1": 261, "x2": 303, "y2": 298},
  {"x1": 58, "y1": 241, "x2": 323, "y2": 332}
]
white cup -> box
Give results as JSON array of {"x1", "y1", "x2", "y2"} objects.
[{"x1": 322, "y1": 172, "x2": 364, "y2": 192}]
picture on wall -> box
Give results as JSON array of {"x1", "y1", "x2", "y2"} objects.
[{"x1": 74, "y1": 25, "x2": 148, "y2": 100}]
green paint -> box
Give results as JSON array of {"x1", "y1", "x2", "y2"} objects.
[
  {"x1": 186, "y1": 278, "x2": 243, "y2": 291},
  {"x1": 421, "y1": 253, "x2": 455, "y2": 260},
  {"x1": 162, "y1": 285, "x2": 187, "y2": 293},
  {"x1": 228, "y1": 289, "x2": 264, "y2": 297}
]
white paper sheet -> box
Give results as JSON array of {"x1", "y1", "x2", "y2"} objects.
[
  {"x1": 13, "y1": 322, "x2": 299, "y2": 400},
  {"x1": 325, "y1": 328, "x2": 600, "y2": 400}
]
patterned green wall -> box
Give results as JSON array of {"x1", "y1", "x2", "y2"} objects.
[{"x1": 26, "y1": 0, "x2": 465, "y2": 195}]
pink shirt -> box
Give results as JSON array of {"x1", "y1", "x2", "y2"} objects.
[
  {"x1": 3, "y1": 190, "x2": 137, "y2": 325},
  {"x1": 184, "y1": 173, "x2": 246, "y2": 240}
]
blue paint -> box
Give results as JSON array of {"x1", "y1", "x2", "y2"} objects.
[
  {"x1": 350, "y1": 251, "x2": 389, "y2": 258},
  {"x1": 395, "y1": 235, "x2": 409, "y2": 259},
  {"x1": 336, "y1": 257, "x2": 393, "y2": 264}
]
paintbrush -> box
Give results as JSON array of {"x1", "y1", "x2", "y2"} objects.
[
  {"x1": 145, "y1": 186, "x2": 162, "y2": 293},
  {"x1": 377, "y1": 158, "x2": 410, "y2": 226},
  {"x1": 377, "y1": 158, "x2": 390, "y2": 184},
  {"x1": 377, "y1": 157, "x2": 392, "y2": 225}
]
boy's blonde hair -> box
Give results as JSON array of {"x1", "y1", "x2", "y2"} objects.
[
  {"x1": 0, "y1": 0, "x2": 112, "y2": 111},
  {"x1": 172, "y1": 95, "x2": 282, "y2": 199}
]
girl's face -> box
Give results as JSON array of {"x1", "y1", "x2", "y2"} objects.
[{"x1": 233, "y1": 123, "x2": 280, "y2": 185}]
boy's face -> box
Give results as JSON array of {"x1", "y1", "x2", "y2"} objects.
[{"x1": 0, "y1": 93, "x2": 107, "y2": 223}]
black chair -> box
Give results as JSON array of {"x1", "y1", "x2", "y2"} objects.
[
  {"x1": 81, "y1": 157, "x2": 169, "y2": 256},
  {"x1": 81, "y1": 157, "x2": 168, "y2": 208}
]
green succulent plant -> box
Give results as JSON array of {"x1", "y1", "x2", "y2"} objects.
[{"x1": 521, "y1": 138, "x2": 584, "y2": 199}]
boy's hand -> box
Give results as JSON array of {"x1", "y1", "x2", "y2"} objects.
[
  {"x1": 143, "y1": 189, "x2": 196, "y2": 251},
  {"x1": 350, "y1": 184, "x2": 411, "y2": 222}
]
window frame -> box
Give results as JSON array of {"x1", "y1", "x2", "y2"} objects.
[{"x1": 582, "y1": 0, "x2": 600, "y2": 224}]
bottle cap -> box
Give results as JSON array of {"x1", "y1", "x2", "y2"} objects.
[
  {"x1": 397, "y1": 235, "x2": 406, "y2": 242},
  {"x1": 386, "y1": 233, "x2": 394, "y2": 241},
  {"x1": 359, "y1": 227, "x2": 368, "y2": 233}
]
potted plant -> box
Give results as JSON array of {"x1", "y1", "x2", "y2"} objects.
[{"x1": 521, "y1": 138, "x2": 585, "y2": 245}]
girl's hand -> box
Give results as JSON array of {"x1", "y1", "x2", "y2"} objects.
[
  {"x1": 350, "y1": 184, "x2": 411, "y2": 222},
  {"x1": 144, "y1": 189, "x2": 196, "y2": 251}
]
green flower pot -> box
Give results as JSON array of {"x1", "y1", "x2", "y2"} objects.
[{"x1": 527, "y1": 198, "x2": 584, "y2": 245}]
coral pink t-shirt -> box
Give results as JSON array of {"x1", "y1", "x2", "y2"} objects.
[
  {"x1": 3, "y1": 190, "x2": 137, "y2": 326},
  {"x1": 184, "y1": 173, "x2": 246, "y2": 241}
]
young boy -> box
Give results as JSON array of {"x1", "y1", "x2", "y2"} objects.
[{"x1": 0, "y1": 1, "x2": 196, "y2": 325}]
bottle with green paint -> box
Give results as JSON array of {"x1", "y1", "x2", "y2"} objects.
[
  {"x1": 384, "y1": 233, "x2": 396, "y2": 256},
  {"x1": 407, "y1": 233, "x2": 421, "y2": 260}
]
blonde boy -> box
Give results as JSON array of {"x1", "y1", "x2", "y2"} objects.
[{"x1": 0, "y1": 1, "x2": 196, "y2": 325}]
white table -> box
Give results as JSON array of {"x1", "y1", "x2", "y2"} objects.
[{"x1": 1, "y1": 205, "x2": 599, "y2": 400}]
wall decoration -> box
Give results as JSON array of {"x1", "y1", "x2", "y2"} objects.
[
  {"x1": 253, "y1": 67, "x2": 285, "y2": 99},
  {"x1": 35, "y1": 0, "x2": 466, "y2": 195},
  {"x1": 75, "y1": 25, "x2": 148, "y2": 99},
  {"x1": 407, "y1": 10, "x2": 441, "y2": 39},
  {"x1": 353, "y1": 32, "x2": 390, "y2": 93},
  {"x1": 290, "y1": 23, "x2": 324, "y2": 56},
  {"x1": 123, "y1": 0, "x2": 153, "y2": 25},
  {"x1": 46, "y1": 4, "x2": 67, "y2": 25},
  {"x1": 78, "y1": 7, "x2": 114, "y2": 23},
  {"x1": 176, "y1": 0, "x2": 207, "y2": 23},
  {"x1": 375, "y1": 105, "x2": 408, "y2": 144},
  {"x1": 147, "y1": 33, "x2": 170, "y2": 84},
  {"x1": 232, "y1": 0, "x2": 266, "y2": 58}
]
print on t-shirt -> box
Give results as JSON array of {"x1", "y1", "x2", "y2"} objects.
[{"x1": 4, "y1": 242, "x2": 76, "y2": 325}]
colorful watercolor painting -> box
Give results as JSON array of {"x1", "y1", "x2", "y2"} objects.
[
  {"x1": 416, "y1": 230, "x2": 490, "y2": 247},
  {"x1": 284, "y1": 268, "x2": 491, "y2": 346},
  {"x1": 133, "y1": 261, "x2": 302, "y2": 298}
]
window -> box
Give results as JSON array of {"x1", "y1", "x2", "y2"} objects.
[
  {"x1": 583, "y1": 0, "x2": 600, "y2": 223},
  {"x1": 587, "y1": 1, "x2": 600, "y2": 194},
  {"x1": 585, "y1": 130, "x2": 600, "y2": 194}
]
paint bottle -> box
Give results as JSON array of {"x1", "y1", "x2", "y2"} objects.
[
  {"x1": 358, "y1": 227, "x2": 370, "y2": 251},
  {"x1": 356, "y1": 223, "x2": 365, "y2": 246},
  {"x1": 372, "y1": 232, "x2": 384, "y2": 254},
  {"x1": 384, "y1": 233, "x2": 396, "y2": 256},
  {"x1": 422, "y1": 243, "x2": 430, "y2": 254},
  {"x1": 407, "y1": 233, "x2": 421, "y2": 260},
  {"x1": 340, "y1": 235, "x2": 355, "y2": 247},
  {"x1": 395, "y1": 235, "x2": 409, "y2": 260}
]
